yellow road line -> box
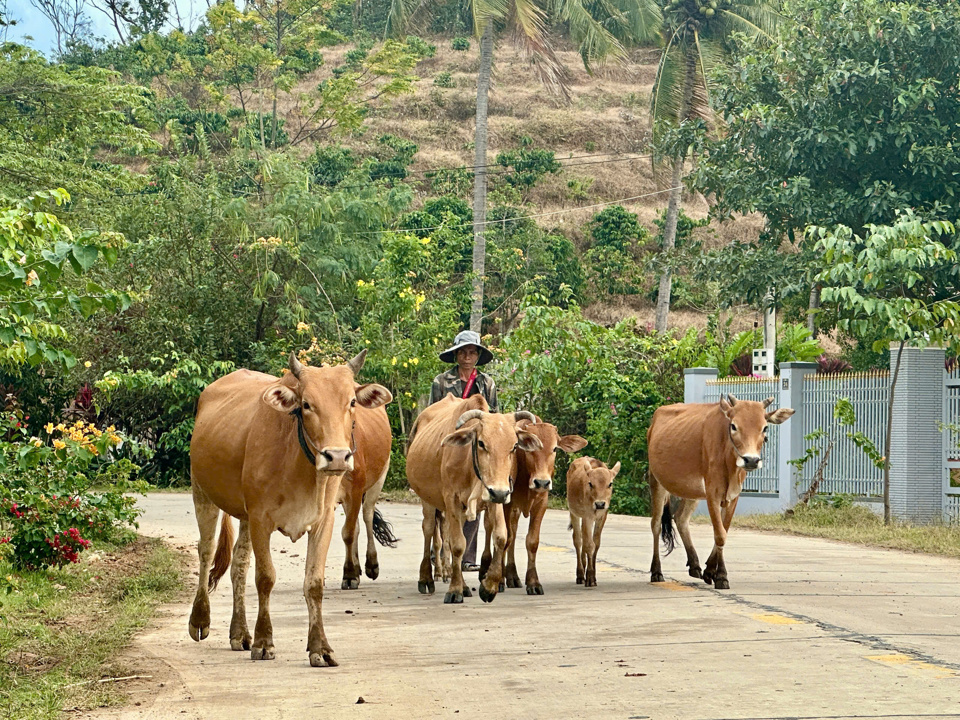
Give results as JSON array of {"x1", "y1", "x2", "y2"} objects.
[{"x1": 866, "y1": 654, "x2": 957, "y2": 679}]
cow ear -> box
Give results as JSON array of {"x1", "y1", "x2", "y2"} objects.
[
  {"x1": 441, "y1": 427, "x2": 475, "y2": 447},
  {"x1": 558, "y1": 435, "x2": 588, "y2": 453},
  {"x1": 609, "y1": 461, "x2": 621, "y2": 478},
  {"x1": 517, "y1": 431, "x2": 543, "y2": 452},
  {"x1": 719, "y1": 396, "x2": 733, "y2": 416},
  {"x1": 263, "y1": 385, "x2": 299, "y2": 413},
  {"x1": 356, "y1": 383, "x2": 392, "y2": 409},
  {"x1": 766, "y1": 407, "x2": 796, "y2": 425}
]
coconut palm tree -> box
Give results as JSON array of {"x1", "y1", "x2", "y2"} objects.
[
  {"x1": 388, "y1": 0, "x2": 637, "y2": 332},
  {"x1": 649, "y1": 0, "x2": 778, "y2": 332}
]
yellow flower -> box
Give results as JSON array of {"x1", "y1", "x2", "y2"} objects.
[
  {"x1": 402, "y1": 362, "x2": 408, "y2": 368},
  {"x1": 33, "y1": 439, "x2": 43, "y2": 447},
  {"x1": 53, "y1": 439, "x2": 66, "y2": 450},
  {"x1": 56, "y1": 423, "x2": 65, "y2": 431},
  {"x1": 296, "y1": 321, "x2": 311, "y2": 333},
  {"x1": 391, "y1": 357, "x2": 397, "y2": 366},
  {"x1": 107, "y1": 425, "x2": 116, "y2": 433},
  {"x1": 419, "y1": 237, "x2": 431, "y2": 245},
  {"x1": 45, "y1": 422, "x2": 54, "y2": 434},
  {"x1": 84, "y1": 361, "x2": 91, "y2": 368},
  {"x1": 108, "y1": 434, "x2": 121, "y2": 444},
  {"x1": 411, "y1": 357, "x2": 419, "y2": 365}
]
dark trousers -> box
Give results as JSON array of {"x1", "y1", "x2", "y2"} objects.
[{"x1": 462, "y1": 517, "x2": 480, "y2": 565}]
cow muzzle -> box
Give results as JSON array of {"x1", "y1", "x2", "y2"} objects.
[
  {"x1": 594, "y1": 501, "x2": 607, "y2": 511},
  {"x1": 738, "y1": 455, "x2": 762, "y2": 471},
  {"x1": 484, "y1": 487, "x2": 511, "y2": 504},
  {"x1": 318, "y1": 447, "x2": 354, "y2": 473},
  {"x1": 531, "y1": 477, "x2": 552, "y2": 491}
]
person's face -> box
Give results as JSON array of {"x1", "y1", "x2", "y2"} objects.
[{"x1": 456, "y1": 345, "x2": 480, "y2": 370}]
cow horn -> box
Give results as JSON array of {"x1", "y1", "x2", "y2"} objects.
[
  {"x1": 514, "y1": 411, "x2": 536, "y2": 424},
  {"x1": 289, "y1": 352, "x2": 304, "y2": 379},
  {"x1": 347, "y1": 349, "x2": 367, "y2": 376},
  {"x1": 762, "y1": 396, "x2": 775, "y2": 409},
  {"x1": 726, "y1": 393, "x2": 738, "y2": 406},
  {"x1": 456, "y1": 409, "x2": 485, "y2": 429}
]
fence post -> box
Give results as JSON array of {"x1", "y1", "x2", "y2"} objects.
[
  {"x1": 684, "y1": 368, "x2": 717, "y2": 404},
  {"x1": 778, "y1": 362, "x2": 818, "y2": 511},
  {"x1": 889, "y1": 344, "x2": 945, "y2": 523}
]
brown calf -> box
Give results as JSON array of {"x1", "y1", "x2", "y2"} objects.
[
  {"x1": 647, "y1": 394, "x2": 794, "y2": 589},
  {"x1": 566, "y1": 457, "x2": 620, "y2": 587}
]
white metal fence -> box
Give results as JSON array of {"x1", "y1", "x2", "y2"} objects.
[{"x1": 945, "y1": 366, "x2": 960, "y2": 522}]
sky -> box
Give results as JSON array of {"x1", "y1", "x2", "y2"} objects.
[{"x1": 2, "y1": 0, "x2": 205, "y2": 56}]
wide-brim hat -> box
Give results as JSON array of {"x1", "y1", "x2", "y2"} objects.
[{"x1": 439, "y1": 330, "x2": 493, "y2": 366}]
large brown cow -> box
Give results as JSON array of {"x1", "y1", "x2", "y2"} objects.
[
  {"x1": 491, "y1": 421, "x2": 586, "y2": 595},
  {"x1": 188, "y1": 351, "x2": 391, "y2": 667},
  {"x1": 647, "y1": 393, "x2": 794, "y2": 589},
  {"x1": 406, "y1": 394, "x2": 541, "y2": 603}
]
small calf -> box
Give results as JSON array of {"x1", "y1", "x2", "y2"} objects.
[{"x1": 566, "y1": 457, "x2": 620, "y2": 587}]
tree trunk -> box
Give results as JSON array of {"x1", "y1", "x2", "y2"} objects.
[
  {"x1": 883, "y1": 340, "x2": 905, "y2": 524},
  {"x1": 654, "y1": 159, "x2": 682, "y2": 334},
  {"x1": 469, "y1": 23, "x2": 494, "y2": 333},
  {"x1": 807, "y1": 283, "x2": 821, "y2": 337}
]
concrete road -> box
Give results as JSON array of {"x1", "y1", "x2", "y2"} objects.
[{"x1": 89, "y1": 493, "x2": 960, "y2": 720}]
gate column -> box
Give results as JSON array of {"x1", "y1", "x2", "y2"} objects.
[{"x1": 778, "y1": 362, "x2": 818, "y2": 511}]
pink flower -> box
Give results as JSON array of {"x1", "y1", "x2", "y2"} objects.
[
  {"x1": 586, "y1": 358, "x2": 593, "y2": 364},
  {"x1": 544, "y1": 350, "x2": 551, "y2": 356}
]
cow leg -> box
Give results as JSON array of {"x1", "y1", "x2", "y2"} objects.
[
  {"x1": 443, "y1": 504, "x2": 468, "y2": 604},
  {"x1": 363, "y1": 467, "x2": 387, "y2": 580},
  {"x1": 504, "y1": 504, "x2": 523, "y2": 589},
  {"x1": 479, "y1": 503, "x2": 506, "y2": 602},
  {"x1": 649, "y1": 473, "x2": 668, "y2": 583},
  {"x1": 524, "y1": 493, "x2": 548, "y2": 595},
  {"x1": 674, "y1": 498, "x2": 702, "y2": 579},
  {"x1": 587, "y1": 511, "x2": 607, "y2": 588},
  {"x1": 229, "y1": 520, "x2": 253, "y2": 651},
  {"x1": 340, "y1": 475, "x2": 363, "y2": 590},
  {"x1": 571, "y1": 513, "x2": 584, "y2": 584},
  {"x1": 188, "y1": 481, "x2": 219, "y2": 642},
  {"x1": 582, "y1": 515, "x2": 597, "y2": 587},
  {"x1": 419, "y1": 502, "x2": 437, "y2": 594},
  {"x1": 305, "y1": 472, "x2": 344, "y2": 667},
  {"x1": 248, "y1": 518, "x2": 277, "y2": 661},
  {"x1": 702, "y1": 495, "x2": 730, "y2": 590},
  {"x1": 479, "y1": 508, "x2": 493, "y2": 582}
]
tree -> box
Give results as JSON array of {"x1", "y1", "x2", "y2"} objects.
[
  {"x1": 0, "y1": 44, "x2": 157, "y2": 198},
  {"x1": 27, "y1": 0, "x2": 91, "y2": 54},
  {"x1": 87, "y1": 0, "x2": 171, "y2": 43},
  {"x1": 647, "y1": 0, "x2": 777, "y2": 333},
  {"x1": 388, "y1": 0, "x2": 630, "y2": 332},
  {"x1": 0, "y1": 189, "x2": 131, "y2": 371},
  {"x1": 811, "y1": 212, "x2": 960, "y2": 522},
  {"x1": 690, "y1": 0, "x2": 960, "y2": 331}
]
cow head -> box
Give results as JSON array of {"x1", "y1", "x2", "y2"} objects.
[
  {"x1": 583, "y1": 460, "x2": 620, "y2": 512},
  {"x1": 719, "y1": 394, "x2": 795, "y2": 472},
  {"x1": 262, "y1": 350, "x2": 393, "y2": 473},
  {"x1": 516, "y1": 420, "x2": 588, "y2": 491},
  {"x1": 441, "y1": 410, "x2": 543, "y2": 504}
]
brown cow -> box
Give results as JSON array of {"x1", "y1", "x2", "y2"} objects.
[
  {"x1": 406, "y1": 394, "x2": 541, "y2": 603},
  {"x1": 188, "y1": 351, "x2": 391, "y2": 667},
  {"x1": 491, "y1": 421, "x2": 587, "y2": 595},
  {"x1": 647, "y1": 394, "x2": 794, "y2": 590},
  {"x1": 566, "y1": 456, "x2": 620, "y2": 587}
]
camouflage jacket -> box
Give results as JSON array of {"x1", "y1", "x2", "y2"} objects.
[{"x1": 429, "y1": 367, "x2": 499, "y2": 412}]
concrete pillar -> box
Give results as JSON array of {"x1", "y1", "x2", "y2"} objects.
[
  {"x1": 889, "y1": 344, "x2": 945, "y2": 523},
  {"x1": 684, "y1": 368, "x2": 717, "y2": 404},
  {"x1": 778, "y1": 362, "x2": 818, "y2": 510}
]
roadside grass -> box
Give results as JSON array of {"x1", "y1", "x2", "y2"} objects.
[
  {"x1": 0, "y1": 537, "x2": 186, "y2": 720},
  {"x1": 730, "y1": 503, "x2": 960, "y2": 558}
]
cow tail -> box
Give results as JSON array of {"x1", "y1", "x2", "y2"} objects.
[
  {"x1": 372, "y1": 508, "x2": 399, "y2": 548},
  {"x1": 209, "y1": 512, "x2": 234, "y2": 591},
  {"x1": 660, "y1": 501, "x2": 676, "y2": 556}
]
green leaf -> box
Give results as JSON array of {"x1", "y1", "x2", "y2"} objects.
[{"x1": 72, "y1": 245, "x2": 100, "y2": 273}]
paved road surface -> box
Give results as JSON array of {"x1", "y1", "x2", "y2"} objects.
[{"x1": 88, "y1": 493, "x2": 960, "y2": 720}]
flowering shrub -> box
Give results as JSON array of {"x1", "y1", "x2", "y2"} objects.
[{"x1": 0, "y1": 408, "x2": 147, "y2": 570}]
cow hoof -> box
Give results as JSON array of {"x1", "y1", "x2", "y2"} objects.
[
  {"x1": 365, "y1": 563, "x2": 379, "y2": 581},
  {"x1": 576, "y1": 575, "x2": 584, "y2": 585},
  {"x1": 585, "y1": 577, "x2": 597, "y2": 588},
  {"x1": 188, "y1": 622, "x2": 209, "y2": 642},
  {"x1": 714, "y1": 578, "x2": 730, "y2": 590},
  {"x1": 443, "y1": 591, "x2": 464, "y2": 604},
  {"x1": 418, "y1": 581, "x2": 435, "y2": 595},
  {"x1": 702, "y1": 572, "x2": 714, "y2": 585},
  {"x1": 498, "y1": 581, "x2": 505, "y2": 593},
  {"x1": 462, "y1": 585, "x2": 473, "y2": 597},
  {"x1": 251, "y1": 645, "x2": 276, "y2": 661},
  {"x1": 341, "y1": 577, "x2": 360, "y2": 590},
  {"x1": 505, "y1": 575, "x2": 522, "y2": 589},
  {"x1": 310, "y1": 651, "x2": 338, "y2": 668},
  {"x1": 651, "y1": 572, "x2": 665, "y2": 583},
  {"x1": 478, "y1": 584, "x2": 497, "y2": 603},
  {"x1": 230, "y1": 635, "x2": 251, "y2": 651},
  {"x1": 526, "y1": 584, "x2": 544, "y2": 596},
  {"x1": 688, "y1": 566, "x2": 702, "y2": 579}
]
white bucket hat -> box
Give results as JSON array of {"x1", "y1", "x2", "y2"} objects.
[{"x1": 438, "y1": 330, "x2": 493, "y2": 366}]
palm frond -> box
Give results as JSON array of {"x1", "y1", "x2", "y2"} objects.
[
  {"x1": 511, "y1": 0, "x2": 571, "y2": 99},
  {"x1": 604, "y1": 0, "x2": 662, "y2": 45},
  {"x1": 716, "y1": 4, "x2": 778, "y2": 42},
  {"x1": 554, "y1": 0, "x2": 628, "y2": 70},
  {"x1": 650, "y1": 26, "x2": 685, "y2": 131},
  {"x1": 470, "y1": 0, "x2": 510, "y2": 37},
  {"x1": 384, "y1": 0, "x2": 427, "y2": 37}
]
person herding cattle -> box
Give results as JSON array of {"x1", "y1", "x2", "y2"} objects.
[
  {"x1": 566, "y1": 457, "x2": 620, "y2": 587},
  {"x1": 188, "y1": 351, "x2": 392, "y2": 667},
  {"x1": 429, "y1": 330, "x2": 499, "y2": 572},
  {"x1": 647, "y1": 394, "x2": 794, "y2": 589}
]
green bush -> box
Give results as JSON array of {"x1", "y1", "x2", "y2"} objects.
[
  {"x1": 584, "y1": 205, "x2": 647, "y2": 298},
  {"x1": 451, "y1": 37, "x2": 470, "y2": 51},
  {"x1": 433, "y1": 71, "x2": 455, "y2": 88}
]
